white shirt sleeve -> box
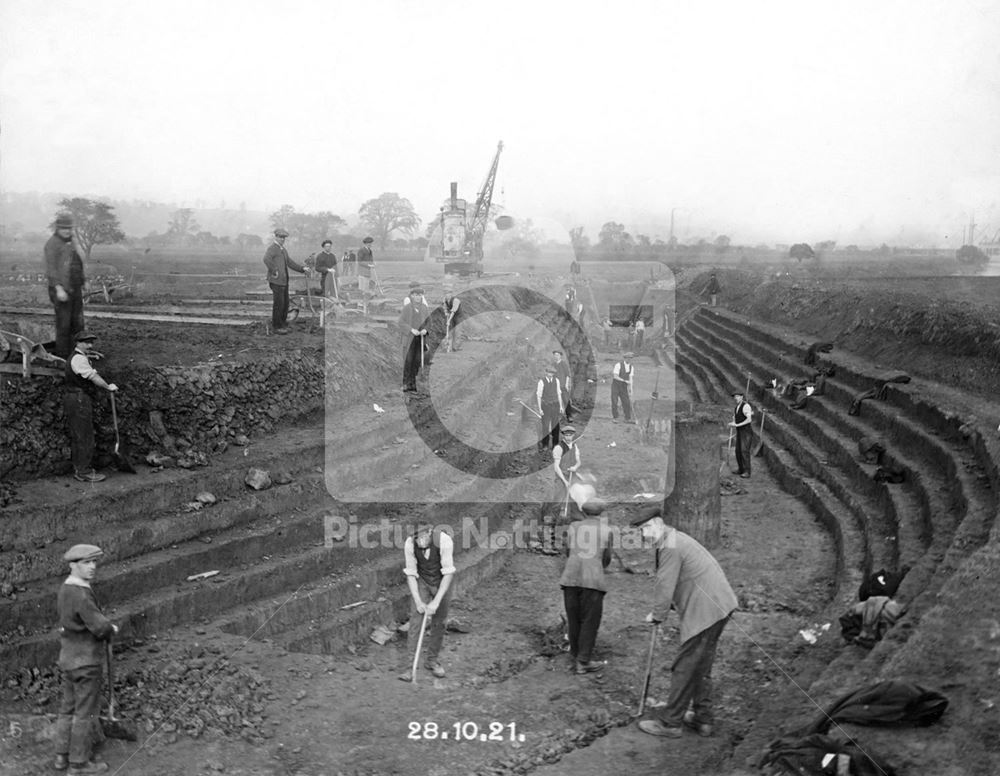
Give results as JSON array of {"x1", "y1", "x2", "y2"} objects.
[
  {"x1": 70, "y1": 353, "x2": 97, "y2": 381},
  {"x1": 403, "y1": 537, "x2": 418, "y2": 577},
  {"x1": 438, "y1": 532, "x2": 456, "y2": 576}
]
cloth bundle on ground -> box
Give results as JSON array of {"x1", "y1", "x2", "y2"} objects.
[
  {"x1": 857, "y1": 437, "x2": 886, "y2": 465},
  {"x1": 858, "y1": 566, "x2": 909, "y2": 601},
  {"x1": 873, "y1": 454, "x2": 906, "y2": 484},
  {"x1": 839, "y1": 596, "x2": 906, "y2": 649},
  {"x1": 796, "y1": 680, "x2": 949, "y2": 737},
  {"x1": 805, "y1": 341, "x2": 834, "y2": 367},
  {"x1": 849, "y1": 373, "x2": 911, "y2": 416},
  {"x1": 758, "y1": 733, "x2": 897, "y2": 776}
]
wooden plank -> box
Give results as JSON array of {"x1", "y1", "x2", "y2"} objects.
[
  {"x1": 0, "y1": 364, "x2": 62, "y2": 377},
  {"x1": 1, "y1": 307, "x2": 256, "y2": 326}
]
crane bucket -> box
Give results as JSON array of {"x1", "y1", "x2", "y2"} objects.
[{"x1": 495, "y1": 215, "x2": 514, "y2": 231}]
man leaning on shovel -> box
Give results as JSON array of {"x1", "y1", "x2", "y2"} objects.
[
  {"x1": 54, "y1": 544, "x2": 119, "y2": 774},
  {"x1": 398, "y1": 520, "x2": 455, "y2": 681},
  {"x1": 631, "y1": 507, "x2": 737, "y2": 740}
]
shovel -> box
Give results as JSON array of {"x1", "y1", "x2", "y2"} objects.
[
  {"x1": 753, "y1": 410, "x2": 767, "y2": 457},
  {"x1": 720, "y1": 427, "x2": 734, "y2": 477},
  {"x1": 101, "y1": 642, "x2": 137, "y2": 741},
  {"x1": 411, "y1": 610, "x2": 430, "y2": 684},
  {"x1": 517, "y1": 399, "x2": 542, "y2": 419},
  {"x1": 634, "y1": 624, "x2": 660, "y2": 717},
  {"x1": 109, "y1": 392, "x2": 136, "y2": 474}
]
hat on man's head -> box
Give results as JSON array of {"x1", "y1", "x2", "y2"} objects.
[
  {"x1": 362, "y1": 236, "x2": 374, "y2": 244},
  {"x1": 55, "y1": 214, "x2": 73, "y2": 229},
  {"x1": 74, "y1": 330, "x2": 97, "y2": 343},
  {"x1": 544, "y1": 365, "x2": 557, "y2": 374},
  {"x1": 274, "y1": 228, "x2": 290, "y2": 238},
  {"x1": 410, "y1": 286, "x2": 424, "y2": 295},
  {"x1": 64, "y1": 543, "x2": 103, "y2": 563},
  {"x1": 561, "y1": 424, "x2": 576, "y2": 435},
  {"x1": 732, "y1": 389, "x2": 745, "y2": 397},
  {"x1": 408, "y1": 281, "x2": 420, "y2": 289},
  {"x1": 581, "y1": 499, "x2": 606, "y2": 516},
  {"x1": 629, "y1": 503, "x2": 663, "y2": 527},
  {"x1": 623, "y1": 352, "x2": 635, "y2": 359}
]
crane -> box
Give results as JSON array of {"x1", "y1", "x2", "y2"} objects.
[{"x1": 428, "y1": 141, "x2": 504, "y2": 276}]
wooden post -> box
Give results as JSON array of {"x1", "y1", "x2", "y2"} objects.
[{"x1": 663, "y1": 404, "x2": 722, "y2": 548}]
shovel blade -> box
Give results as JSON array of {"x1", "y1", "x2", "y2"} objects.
[{"x1": 101, "y1": 716, "x2": 137, "y2": 741}]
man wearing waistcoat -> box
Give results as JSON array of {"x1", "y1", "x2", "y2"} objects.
[
  {"x1": 398, "y1": 521, "x2": 455, "y2": 680},
  {"x1": 64, "y1": 332, "x2": 118, "y2": 483},
  {"x1": 541, "y1": 425, "x2": 582, "y2": 554},
  {"x1": 632, "y1": 507, "x2": 737, "y2": 740},
  {"x1": 53, "y1": 543, "x2": 118, "y2": 773},
  {"x1": 553, "y1": 350, "x2": 573, "y2": 419},
  {"x1": 536, "y1": 365, "x2": 564, "y2": 452},
  {"x1": 611, "y1": 352, "x2": 635, "y2": 423},
  {"x1": 263, "y1": 228, "x2": 309, "y2": 333},
  {"x1": 729, "y1": 390, "x2": 753, "y2": 478}
]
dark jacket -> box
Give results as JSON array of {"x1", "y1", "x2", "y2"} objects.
[
  {"x1": 44, "y1": 233, "x2": 85, "y2": 290},
  {"x1": 57, "y1": 580, "x2": 115, "y2": 670},
  {"x1": 263, "y1": 242, "x2": 306, "y2": 286}
]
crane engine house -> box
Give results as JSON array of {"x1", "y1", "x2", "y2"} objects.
[{"x1": 427, "y1": 141, "x2": 504, "y2": 276}]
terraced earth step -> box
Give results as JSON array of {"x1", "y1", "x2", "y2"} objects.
[
  {"x1": 680, "y1": 324, "x2": 906, "y2": 574},
  {"x1": 690, "y1": 311, "x2": 995, "y2": 611}
]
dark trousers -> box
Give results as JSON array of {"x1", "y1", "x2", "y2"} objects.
[
  {"x1": 563, "y1": 586, "x2": 605, "y2": 663},
  {"x1": 657, "y1": 616, "x2": 729, "y2": 727},
  {"x1": 408, "y1": 579, "x2": 452, "y2": 665},
  {"x1": 636, "y1": 330, "x2": 644, "y2": 349},
  {"x1": 611, "y1": 381, "x2": 632, "y2": 420},
  {"x1": 54, "y1": 663, "x2": 103, "y2": 765},
  {"x1": 64, "y1": 390, "x2": 95, "y2": 474},
  {"x1": 539, "y1": 401, "x2": 561, "y2": 450},
  {"x1": 403, "y1": 335, "x2": 425, "y2": 390},
  {"x1": 270, "y1": 282, "x2": 289, "y2": 328},
  {"x1": 48, "y1": 285, "x2": 85, "y2": 359},
  {"x1": 735, "y1": 427, "x2": 752, "y2": 475}
]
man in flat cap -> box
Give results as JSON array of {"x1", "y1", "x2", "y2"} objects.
[
  {"x1": 44, "y1": 213, "x2": 87, "y2": 359},
  {"x1": 632, "y1": 507, "x2": 737, "y2": 740},
  {"x1": 263, "y1": 228, "x2": 310, "y2": 334},
  {"x1": 536, "y1": 365, "x2": 564, "y2": 453},
  {"x1": 65, "y1": 331, "x2": 118, "y2": 483},
  {"x1": 559, "y1": 498, "x2": 613, "y2": 674},
  {"x1": 54, "y1": 544, "x2": 118, "y2": 773},
  {"x1": 398, "y1": 285, "x2": 430, "y2": 393},
  {"x1": 611, "y1": 352, "x2": 635, "y2": 423},
  {"x1": 729, "y1": 389, "x2": 753, "y2": 478}
]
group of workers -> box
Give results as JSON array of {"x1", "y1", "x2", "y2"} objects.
[{"x1": 263, "y1": 228, "x2": 376, "y2": 333}]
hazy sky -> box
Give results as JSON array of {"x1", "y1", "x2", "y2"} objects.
[{"x1": 2, "y1": 0, "x2": 999, "y2": 246}]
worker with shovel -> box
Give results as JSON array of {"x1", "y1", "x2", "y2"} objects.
[
  {"x1": 541, "y1": 424, "x2": 581, "y2": 555},
  {"x1": 536, "y1": 365, "x2": 564, "y2": 452},
  {"x1": 398, "y1": 286, "x2": 430, "y2": 394},
  {"x1": 631, "y1": 507, "x2": 737, "y2": 740},
  {"x1": 54, "y1": 543, "x2": 118, "y2": 774},
  {"x1": 729, "y1": 389, "x2": 754, "y2": 479},
  {"x1": 64, "y1": 331, "x2": 118, "y2": 483},
  {"x1": 398, "y1": 520, "x2": 455, "y2": 681},
  {"x1": 611, "y1": 352, "x2": 635, "y2": 424}
]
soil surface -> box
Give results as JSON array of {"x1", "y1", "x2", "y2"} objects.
[{"x1": 2, "y1": 260, "x2": 998, "y2": 775}]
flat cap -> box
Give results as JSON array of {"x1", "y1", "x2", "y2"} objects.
[
  {"x1": 544, "y1": 365, "x2": 557, "y2": 374},
  {"x1": 362, "y1": 236, "x2": 374, "y2": 244},
  {"x1": 74, "y1": 330, "x2": 97, "y2": 343},
  {"x1": 561, "y1": 424, "x2": 576, "y2": 434},
  {"x1": 732, "y1": 389, "x2": 745, "y2": 397},
  {"x1": 409, "y1": 286, "x2": 424, "y2": 295},
  {"x1": 64, "y1": 543, "x2": 103, "y2": 562},
  {"x1": 630, "y1": 503, "x2": 662, "y2": 527},
  {"x1": 55, "y1": 214, "x2": 74, "y2": 228},
  {"x1": 274, "y1": 228, "x2": 290, "y2": 237},
  {"x1": 623, "y1": 352, "x2": 635, "y2": 358}
]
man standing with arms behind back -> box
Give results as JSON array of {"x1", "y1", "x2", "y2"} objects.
[
  {"x1": 44, "y1": 213, "x2": 86, "y2": 359},
  {"x1": 632, "y1": 507, "x2": 738, "y2": 740},
  {"x1": 263, "y1": 228, "x2": 309, "y2": 334}
]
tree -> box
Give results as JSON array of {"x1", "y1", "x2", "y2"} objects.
[
  {"x1": 166, "y1": 208, "x2": 200, "y2": 245},
  {"x1": 501, "y1": 218, "x2": 543, "y2": 259},
  {"x1": 358, "y1": 193, "x2": 421, "y2": 249},
  {"x1": 598, "y1": 221, "x2": 628, "y2": 251},
  {"x1": 569, "y1": 226, "x2": 590, "y2": 253},
  {"x1": 815, "y1": 240, "x2": 837, "y2": 251},
  {"x1": 235, "y1": 233, "x2": 264, "y2": 252},
  {"x1": 52, "y1": 197, "x2": 125, "y2": 259},
  {"x1": 956, "y1": 244, "x2": 989, "y2": 267},
  {"x1": 714, "y1": 235, "x2": 731, "y2": 253},
  {"x1": 789, "y1": 243, "x2": 815, "y2": 262}
]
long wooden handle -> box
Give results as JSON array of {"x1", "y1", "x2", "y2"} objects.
[
  {"x1": 638, "y1": 625, "x2": 659, "y2": 716},
  {"x1": 106, "y1": 641, "x2": 116, "y2": 719},
  {"x1": 411, "y1": 610, "x2": 429, "y2": 684}
]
